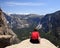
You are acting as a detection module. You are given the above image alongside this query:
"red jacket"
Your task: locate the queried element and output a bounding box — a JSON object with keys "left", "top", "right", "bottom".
{"left": 31, "top": 31, "right": 40, "bottom": 40}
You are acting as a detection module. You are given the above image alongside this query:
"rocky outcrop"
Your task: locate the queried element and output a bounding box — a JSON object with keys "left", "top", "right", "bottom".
{"left": 0, "top": 35, "right": 12, "bottom": 48}
{"left": 6, "top": 38, "right": 57, "bottom": 48}
{"left": 0, "top": 9, "right": 20, "bottom": 48}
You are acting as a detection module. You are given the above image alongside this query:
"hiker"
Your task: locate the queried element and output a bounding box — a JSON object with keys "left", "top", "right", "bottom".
{"left": 30, "top": 28, "right": 40, "bottom": 44}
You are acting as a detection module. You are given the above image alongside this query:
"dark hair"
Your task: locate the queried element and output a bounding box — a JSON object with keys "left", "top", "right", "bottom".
{"left": 34, "top": 28, "right": 38, "bottom": 31}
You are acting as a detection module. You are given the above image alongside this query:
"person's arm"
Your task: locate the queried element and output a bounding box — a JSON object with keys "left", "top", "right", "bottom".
{"left": 38, "top": 32, "right": 40, "bottom": 40}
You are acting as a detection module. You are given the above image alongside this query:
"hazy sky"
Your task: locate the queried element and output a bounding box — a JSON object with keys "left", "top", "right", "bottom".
{"left": 0, "top": 0, "right": 60, "bottom": 15}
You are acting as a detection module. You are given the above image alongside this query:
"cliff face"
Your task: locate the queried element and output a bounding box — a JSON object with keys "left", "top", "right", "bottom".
{"left": 41, "top": 10, "right": 60, "bottom": 39}
{"left": 0, "top": 9, "right": 20, "bottom": 48}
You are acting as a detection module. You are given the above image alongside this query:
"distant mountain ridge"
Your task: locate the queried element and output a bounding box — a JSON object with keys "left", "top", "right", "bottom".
{"left": 4, "top": 13, "right": 43, "bottom": 29}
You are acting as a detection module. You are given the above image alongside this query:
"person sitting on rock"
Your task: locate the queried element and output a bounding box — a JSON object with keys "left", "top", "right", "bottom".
{"left": 30, "top": 28, "right": 40, "bottom": 44}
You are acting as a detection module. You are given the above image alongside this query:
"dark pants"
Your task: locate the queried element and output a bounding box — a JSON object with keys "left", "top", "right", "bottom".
{"left": 30, "top": 39, "right": 40, "bottom": 44}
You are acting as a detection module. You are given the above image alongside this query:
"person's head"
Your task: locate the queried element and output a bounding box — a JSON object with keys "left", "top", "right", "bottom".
{"left": 34, "top": 28, "right": 38, "bottom": 31}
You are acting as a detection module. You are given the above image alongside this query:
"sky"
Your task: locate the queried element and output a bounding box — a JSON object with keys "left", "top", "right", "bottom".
{"left": 0, "top": 0, "right": 60, "bottom": 15}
